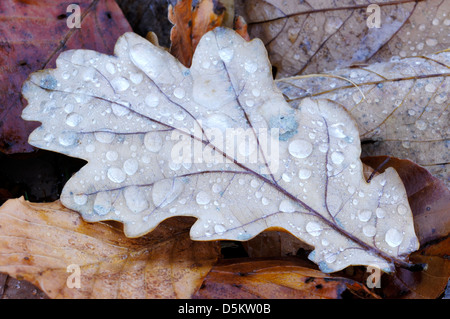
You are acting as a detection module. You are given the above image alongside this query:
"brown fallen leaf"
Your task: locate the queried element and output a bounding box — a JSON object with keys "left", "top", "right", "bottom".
{"left": 0, "top": 198, "right": 220, "bottom": 299}
{"left": 169, "top": 0, "right": 226, "bottom": 67}
{"left": 0, "top": 0, "right": 132, "bottom": 154}
{"left": 382, "top": 238, "right": 450, "bottom": 299}
{"left": 277, "top": 52, "right": 449, "bottom": 186}
{"left": 234, "top": 15, "right": 251, "bottom": 41}
{"left": 242, "top": 231, "right": 312, "bottom": 258}
{"left": 236, "top": 0, "right": 449, "bottom": 78}
{"left": 0, "top": 273, "right": 48, "bottom": 299}
{"left": 193, "top": 258, "right": 380, "bottom": 299}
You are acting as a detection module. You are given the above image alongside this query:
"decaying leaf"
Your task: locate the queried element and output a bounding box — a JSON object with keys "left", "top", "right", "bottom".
{"left": 21, "top": 28, "right": 420, "bottom": 272}
{"left": 169, "top": 0, "right": 226, "bottom": 67}
{"left": 0, "top": 0, "right": 132, "bottom": 154}
{"left": 277, "top": 52, "right": 449, "bottom": 186}
{"left": 193, "top": 258, "right": 380, "bottom": 299}
{"left": 0, "top": 198, "right": 219, "bottom": 299}
{"left": 236, "top": 0, "right": 450, "bottom": 78}
{"left": 242, "top": 230, "right": 312, "bottom": 258}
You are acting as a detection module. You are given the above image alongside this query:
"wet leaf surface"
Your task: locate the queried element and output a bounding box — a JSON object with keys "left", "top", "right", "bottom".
{"left": 361, "top": 156, "right": 449, "bottom": 299}
{"left": 236, "top": 0, "right": 450, "bottom": 78}
{"left": 0, "top": 0, "right": 131, "bottom": 154}
{"left": 277, "top": 52, "right": 449, "bottom": 186}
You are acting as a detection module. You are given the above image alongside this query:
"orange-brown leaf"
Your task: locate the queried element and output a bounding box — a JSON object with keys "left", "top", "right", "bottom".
{"left": 193, "top": 258, "right": 379, "bottom": 299}
{"left": 192, "top": 0, "right": 226, "bottom": 49}
{"left": 169, "top": 0, "right": 226, "bottom": 67}
{"left": 234, "top": 15, "right": 251, "bottom": 41}
{"left": 0, "top": 198, "right": 220, "bottom": 299}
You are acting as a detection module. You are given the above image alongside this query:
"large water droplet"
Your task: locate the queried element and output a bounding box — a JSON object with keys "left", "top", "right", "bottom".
{"left": 306, "top": 222, "right": 322, "bottom": 237}
{"left": 144, "top": 133, "right": 163, "bottom": 152}
{"left": 112, "top": 104, "right": 130, "bottom": 117}
{"left": 111, "top": 77, "right": 130, "bottom": 92}
{"left": 130, "top": 72, "right": 143, "bottom": 84}
{"left": 397, "top": 204, "right": 408, "bottom": 215}
{"left": 375, "top": 207, "right": 386, "bottom": 218}
{"left": 385, "top": 228, "right": 403, "bottom": 247}
{"left": 250, "top": 179, "right": 259, "bottom": 188}
{"left": 288, "top": 139, "right": 313, "bottom": 159}
{"left": 358, "top": 210, "right": 372, "bottom": 222}
{"left": 82, "top": 68, "right": 96, "bottom": 82}
{"left": 363, "top": 225, "right": 377, "bottom": 237}
{"left": 205, "top": 113, "right": 234, "bottom": 133}
{"left": 214, "top": 224, "right": 226, "bottom": 234}
{"left": 59, "top": 132, "right": 77, "bottom": 146}
{"left": 298, "top": 168, "right": 312, "bottom": 180}
{"left": 73, "top": 193, "right": 88, "bottom": 205}
{"left": 107, "top": 167, "right": 126, "bottom": 183}
{"left": 173, "top": 87, "right": 185, "bottom": 99}
{"left": 105, "top": 62, "right": 116, "bottom": 74}
{"left": 152, "top": 179, "right": 184, "bottom": 208}
{"left": 124, "top": 186, "right": 148, "bottom": 214}
{"left": 123, "top": 158, "right": 139, "bottom": 176}
{"left": 66, "top": 113, "right": 83, "bottom": 127}
{"left": 279, "top": 200, "right": 296, "bottom": 213}
{"left": 145, "top": 94, "right": 159, "bottom": 107}
{"left": 173, "top": 110, "right": 187, "bottom": 121}
{"left": 95, "top": 131, "right": 115, "bottom": 144}
{"left": 106, "top": 150, "right": 118, "bottom": 161}
{"left": 331, "top": 151, "right": 345, "bottom": 165}
{"left": 218, "top": 47, "right": 234, "bottom": 63}
{"left": 244, "top": 60, "right": 258, "bottom": 73}
{"left": 196, "top": 191, "right": 211, "bottom": 205}
{"left": 93, "top": 192, "right": 112, "bottom": 216}
{"left": 329, "top": 123, "right": 346, "bottom": 138}
{"left": 319, "top": 143, "right": 328, "bottom": 153}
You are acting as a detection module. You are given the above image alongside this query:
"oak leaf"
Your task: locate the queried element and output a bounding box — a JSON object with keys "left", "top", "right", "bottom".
{"left": 21, "top": 28, "right": 420, "bottom": 272}
{"left": 362, "top": 156, "right": 450, "bottom": 298}
{"left": 277, "top": 52, "right": 450, "bottom": 186}
{"left": 0, "top": 198, "right": 219, "bottom": 299}
{"left": 236, "top": 0, "right": 450, "bottom": 78}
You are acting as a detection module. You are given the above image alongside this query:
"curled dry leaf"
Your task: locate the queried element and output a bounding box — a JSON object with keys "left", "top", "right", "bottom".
{"left": 0, "top": 198, "right": 219, "bottom": 299}
{"left": 0, "top": 0, "right": 132, "bottom": 154}
{"left": 277, "top": 52, "right": 449, "bottom": 186}
{"left": 169, "top": 0, "right": 226, "bottom": 67}
{"left": 193, "top": 258, "right": 380, "bottom": 299}
{"left": 236, "top": 0, "right": 450, "bottom": 78}
{"left": 21, "top": 28, "right": 420, "bottom": 272}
